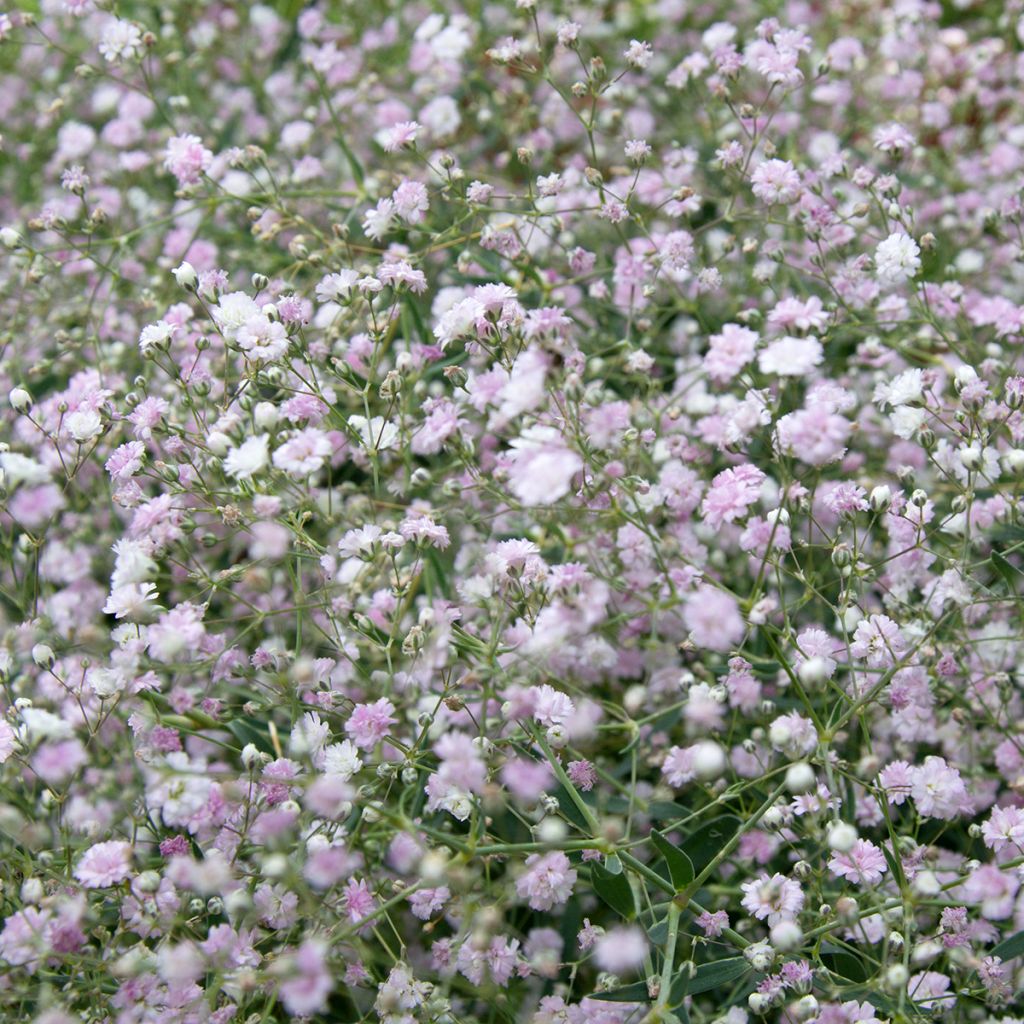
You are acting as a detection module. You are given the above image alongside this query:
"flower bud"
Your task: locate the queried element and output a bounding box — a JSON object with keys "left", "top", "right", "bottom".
{"left": 8, "top": 387, "right": 31, "bottom": 413}
{"left": 769, "top": 920, "right": 803, "bottom": 951}
{"left": 32, "top": 643, "right": 55, "bottom": 668}
{"left": 206, "top": 431, "right": 231, "bottom": 457}
{"left": 785, "top": 761, "right": 815, "bottom": 794}
{"left": 831, "top": 544, "right": 852, "bottom": 568}
{"left": 748, "top": 993, "right": 769, "bottom": 1014}
{"left": 869, "top": 485, "right": 891, "bottom": 512}
{"left": 826, "top": 821, "right": 858, "bottom": 853}
{"left": 744, "top": 940, "right": 774, "bottom": 973}
{"left": 135, "top": 870, "right": 162, "bottom": 893}
{"left": 173, "top": 261, "right": 198, "bottom": 289}
{"left": 793, "top": 996, "right": 819, "bottom": 1022}
{"left": 798, "top": 656, "right": 829, "bottom": 689}
{"left": 546, "top": 724, "right": 568, "bottom": 748}
{"left": 954, "top": 364, "right": 978, "bottom": 392}
{"left": 883, "top": 964, "right": 908, "bottom": 991}
{"left": 958, "top": 445, "right": 982, "bottom": 470}
{"left": 692, "top": 740, "right": 727, "bottom": 781}
{"left": 1003, "top": 449, "right": 1024, "bottom": 475}
{"left": 20, "top": 877, "right": 44, "bottom": 904}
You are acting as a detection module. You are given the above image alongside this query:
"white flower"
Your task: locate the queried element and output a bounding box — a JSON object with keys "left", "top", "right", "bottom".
{"left": 224, "top": 434, "right": 270, "bottom": 479}
{"left": 111, "top": 539, "right": 158, "bottom": 589}
{"left": 211, "top": 292, "right": 261, "bottom": 340}
{"left": 139, "top": 320, "right": 176, "bottom": 353}
{"left": 875, "top": 368, "right": 924, "bottom": 408}
{"left": 506, "top": 425, "right": 583, "bottom": 506}
{"left": 348, "top": 415, "right": 399, "bottom": 452}
{"left": 890, "top": 406, "right": 927, "bottom": 440}
{"left": 65, "top": 409, "right": 103, "bottom": 443}
{"left": 272, "top": 428, "right": 332, "bottom": 476}
{"left": 322, "top": 740, "right": 364, "bottom": 780}
{"left": 316, "top": 270, "right": 359, "bottom": 302}
{"left": 98, "top": 18, "right": 144, "bottom": 63}
{"left": 875, "top": 232, "right": 921, "bottom": 285}
{"left": 20, "top": 708, "right": 74, "bottom": 741}
{"left": 0, "top": 452, "right": 50, "bottom": 487}
{"left": 103, "top": 582, "right": 159, "bottom": 621}
{"left": 86, "top": 666, "right": 131, "bottom": 698}
{"left": 758, "top": 336, "right": 823, "bottom": 376}
{"left": 173, "top": 262, "right": 197, "bottom": 288}
{"left": 433, "top": 296, "right": 486, "bottom": 349}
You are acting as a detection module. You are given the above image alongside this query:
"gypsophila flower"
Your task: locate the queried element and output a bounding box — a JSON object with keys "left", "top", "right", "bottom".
{"left": 2, "top": 6, "right": 1024, "bottom": 1021}
{"left": 875, "top": 232, "right": 921, "bottom": 284}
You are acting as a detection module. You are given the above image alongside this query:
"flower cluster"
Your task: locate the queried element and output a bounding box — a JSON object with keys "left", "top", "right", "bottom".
{"left": 1, "top": 2, "right": 1024, "bottom": 1023}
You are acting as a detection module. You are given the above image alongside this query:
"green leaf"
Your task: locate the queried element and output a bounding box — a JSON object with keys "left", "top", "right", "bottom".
{"left": 647, "top": 801, "right": 690, "bottom": 820}
{"left": 992, "top": 551, "right": 1021, "bottom": 592}
{"left": 651, "top": 831, "right": 695, "bottom": 889}
{"left": 679, "top": 815, "right": 742, "bottom": 875}
{"left": 682, "top": 957, "right": 751, "bottom": 997}
{"left": 592, "top": 959, "right": 751, "bottom": 1005}
{"left": 226, "top": 717, "right": 273, "bottom": 754}
{"left": 822, "top": 952, "right": 870, "bottom": 983}
{"left": 554, "top": 785, "right": 591, "bottom": 831}
{"left": 590, "top": 981, "right": 649, "bottom": 1002}
{"left": 992, "top": 929, "right": 1024, "bottom": 961}
{"left": 591, "top": 860, "right": 636, "bottom": 920}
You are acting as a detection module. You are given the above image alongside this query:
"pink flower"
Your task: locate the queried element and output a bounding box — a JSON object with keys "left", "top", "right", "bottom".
{"left": 0, "top": 720, "right": 16, "bottom": 763}
{"left": 505, "top": 426, "right": 582, "bottom": 506}
{"left": 342, "top": 877, "right": 377, "bottom": 923}
{"left": 962, "top": 864, "right": 1019, "bottom": 920}
{"left": 515, "top": 852, "right": 577, "bottom": 911}
{"left": 850, "top": 614, "right": 906, "bottom": 668}
{"left": 828, "top": 839, "right": 887, "bottom": 885}
{"left": 164, "top": 134, "right": 212, "bottom": 186}
{"left": 567, "top": 760, "right": 597, "bottom": 792}
{"left": 740, "top": 872, "right": 804, "bottom": 925}
{"left": 684, "top": 586, "right": 745, "bottom": 652}
{"left": 911, "top": 756, "right": 967, "bottom": 820}
{"left": 696, "top": 909, "right": 730, "bottom": 937}
{"left": 345, "top": 698, "right": 396, "bottom": 750}
{"left": 701, "top": 464, "right": 765, "bottom": 528}
{"left": 382, "top": 120, "right": 420, "bottom": 152}
{"left": 750, "top": 159, "right": 802, "bottom": 204}
{"left": 981, "top": 805, "right": 1024, "bottom": 853}
{"left": 704, "top": 323, "right": 759, "bottom": 383}
{"left": 907, "top": 971, "right": 954, "bottom": 1011}
{"left": 593, "top": 926, "right": 648, "bottom": 974}
{"left": 74, "top": 840, "right": 133, "bottom": 888}
{"left": 279, "top": 939, "right": 333, "bottom": 1016}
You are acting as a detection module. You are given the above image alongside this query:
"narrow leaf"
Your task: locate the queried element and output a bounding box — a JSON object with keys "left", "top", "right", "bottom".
{"left": 991, "top": 929, "right": 1024, "bottom": 961}
{"left": 651, "top": 831, "right": 695, "bottom": 889}
{"left": 590, "top": 862, "right": 635, "bottom": 919}
{"left": 679, "top": 815, "right": 742, "bottom": 875}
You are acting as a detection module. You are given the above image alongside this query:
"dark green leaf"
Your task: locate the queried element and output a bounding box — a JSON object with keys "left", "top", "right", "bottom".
{"left": 992, "top": 929, "right": 1024, "bottom": 961}
{"left": 554, "top": 785, "right": 591, "bottom": 831}
{"left": 677, "top": 957, "right": 751, "bottom": 998}
{"left": 591, "top": 862, "right": 635, "bottom": 919}
{"left": 651, "top": 831, "right": 695, "bottom": 889}
{"left": 679, "top": 815, "right": 742, "bottom": 875}
{"left": 590, "top": 981, "right": 649, "bottom": 1003}
{"left": 226, "top": 717, "right": 273, "bottom": 754}
{"left": 592, "top": 959, "right": 751, "bottom": 1005}
{"left": 647, "top": 801, "right": 689, "bottom": 820}
{"left": 822, "top": 952, "right": 870, "bottom": 983}
{"left": 992, "top": 551, "right": 1021, "bottom": 591}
